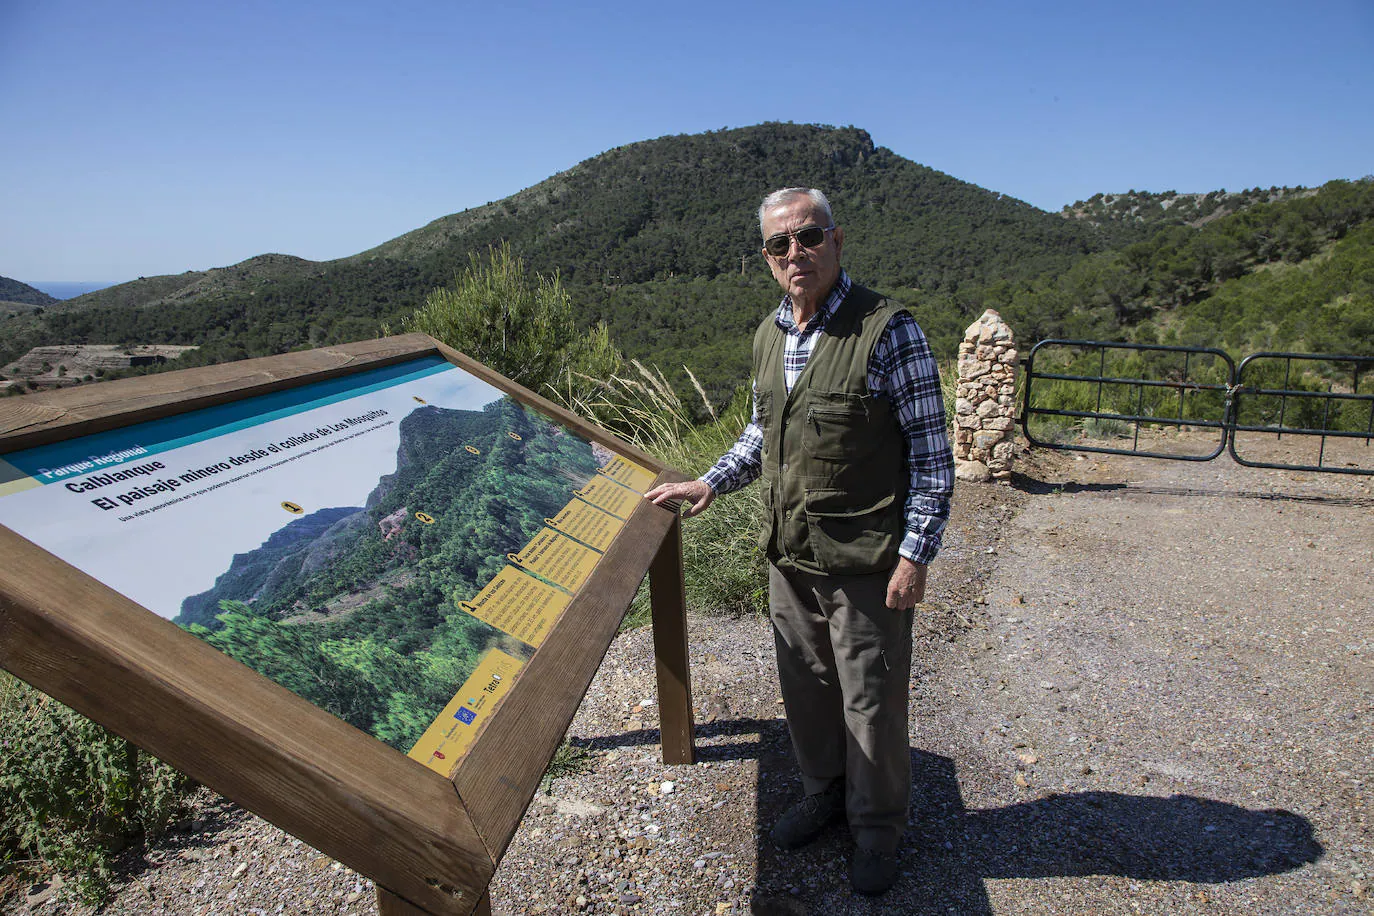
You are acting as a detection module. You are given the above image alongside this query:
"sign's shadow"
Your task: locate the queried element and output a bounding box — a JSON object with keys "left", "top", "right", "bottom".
{"left": 589, "top": 717, "right": 1321, "bottom": 913}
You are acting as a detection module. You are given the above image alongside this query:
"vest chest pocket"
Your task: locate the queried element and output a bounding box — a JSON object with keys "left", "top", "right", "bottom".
{"left": 803, "top": 392, "right": 881, "bottom": 462}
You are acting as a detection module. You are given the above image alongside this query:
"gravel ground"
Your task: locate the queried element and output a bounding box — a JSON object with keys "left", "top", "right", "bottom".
{"left": 910, "top": 438, "right": 1371, "bottom": 915}
{"left": 7, "top": 439, "right": 1371, "bottom": 915}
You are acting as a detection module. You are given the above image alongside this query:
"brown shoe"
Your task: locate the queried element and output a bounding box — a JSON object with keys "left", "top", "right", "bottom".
{"left": 769, "top": 781, "right": 844, "bottom": 850}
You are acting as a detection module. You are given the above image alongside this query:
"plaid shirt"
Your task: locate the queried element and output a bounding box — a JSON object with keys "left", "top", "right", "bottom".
{"left": 700, "top": 270, "right": 954, "bottom": 565}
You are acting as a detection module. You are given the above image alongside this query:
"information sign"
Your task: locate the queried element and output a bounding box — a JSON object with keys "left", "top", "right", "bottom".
{"left": 0, "top": 350, "right": 656, "bottom": 778}
{"left": 0, "top": 335, "right": 696, "bottom": 916}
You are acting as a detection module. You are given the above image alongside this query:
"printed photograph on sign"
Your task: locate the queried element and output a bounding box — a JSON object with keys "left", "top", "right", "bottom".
{"left": 0, "top": 355, "right": 657, "bottom": 765}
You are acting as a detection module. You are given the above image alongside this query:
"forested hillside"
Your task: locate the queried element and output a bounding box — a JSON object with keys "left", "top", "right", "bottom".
{"left": 964, "top": 177, "right": 1374, "bottom": 353}
{"left": 0, "top": 124, "right": 1104, "bottom": 383}
{"left": 586, "top": 178, "right": 1374, "bottom": 399}
{"left": 0, "top": 276, "right": 57, "bottom": 309}
{"left": 2, "top": 125, "right": 1371, "bottom": 404}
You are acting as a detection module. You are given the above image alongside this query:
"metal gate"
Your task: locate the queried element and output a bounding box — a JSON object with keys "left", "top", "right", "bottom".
{"left": 1020, "top": 340, "right": 1374, "bottom": 476}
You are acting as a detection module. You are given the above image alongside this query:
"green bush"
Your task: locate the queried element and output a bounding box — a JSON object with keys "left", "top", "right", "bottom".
{"left": 1082, "top": 416, "right": 1133, "bottom": 439}
{"left": 0, "top": 672, "right": 194, "bottom": 905}
{"left": 400, "top": 242, "right": 621, "bottom": 407}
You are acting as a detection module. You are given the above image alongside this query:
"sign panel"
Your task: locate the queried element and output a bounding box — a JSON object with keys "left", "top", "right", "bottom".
{"left": 0, "top": 353, "right": 656, "bottom": 775}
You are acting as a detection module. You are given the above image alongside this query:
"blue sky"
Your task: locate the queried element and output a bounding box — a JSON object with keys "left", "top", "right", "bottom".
{"left": 2, "top": 0, "right": 1370, "bottom": 282}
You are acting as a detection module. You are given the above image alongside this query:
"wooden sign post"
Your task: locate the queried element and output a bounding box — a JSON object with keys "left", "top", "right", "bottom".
{"left": 0, "top": 334, "right": 696, "bottom": 915}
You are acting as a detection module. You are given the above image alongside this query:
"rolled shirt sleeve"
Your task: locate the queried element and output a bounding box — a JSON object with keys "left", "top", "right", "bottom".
{"left": 699, "top": 384, "right": 763, "bottom": 495}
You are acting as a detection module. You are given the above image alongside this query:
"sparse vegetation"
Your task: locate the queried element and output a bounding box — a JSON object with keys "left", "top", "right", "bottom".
{"left": 540, "top": 739, "right": 597, "bottom": 793}
{"left": 0, "top": 673, "right": 194, "bottom": 906}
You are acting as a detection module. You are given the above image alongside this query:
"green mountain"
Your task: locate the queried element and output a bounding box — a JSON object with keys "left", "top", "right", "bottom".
{"left": 356, "top": 124, "right": 1102, "bottom": 289}
{"left": 0, "top": 124, "right": 1106, "bottom": 387}
{"left": 4, "top": 124, "right": 1370, "bottom": 403}
{"left": 0, "top": 276, "right": 58, "bottom": 310}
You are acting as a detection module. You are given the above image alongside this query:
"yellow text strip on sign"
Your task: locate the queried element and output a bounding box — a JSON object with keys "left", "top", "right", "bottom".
{"left": 572, "top": 475, "right": 639, "bottom": 520}
{"left": 597, "top": 455, "right": 658, "bottom": 493}
{"left": 459, "top": 565, "right": 571, "bottom": 648}
{"left": 510, "top": 527, "right": 600, "bottom": 593}
{"left": 407, "top": 648, "right": 525, "bottom": 777}
{"left": 545, "top": 499, "right": 624, "bottom": 553}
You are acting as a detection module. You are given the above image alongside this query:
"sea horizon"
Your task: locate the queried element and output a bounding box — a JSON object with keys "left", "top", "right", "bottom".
{"left": 24, "top": 280, "right": 120, "bottom": 300}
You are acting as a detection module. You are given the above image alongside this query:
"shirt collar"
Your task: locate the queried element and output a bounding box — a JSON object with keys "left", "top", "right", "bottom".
{"left": 774, "top": 270, "right": 852, "bottom": 334}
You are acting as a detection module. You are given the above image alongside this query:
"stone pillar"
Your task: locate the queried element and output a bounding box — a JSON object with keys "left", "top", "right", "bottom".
{"left": 953, "top": 309, "right": 1018, "bottom": 483}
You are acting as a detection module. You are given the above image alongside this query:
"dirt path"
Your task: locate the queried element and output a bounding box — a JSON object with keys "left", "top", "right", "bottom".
{"left": 9, "top": 442, "right": 1371, "bottom": 915}
{"left": 904, "top": 442, "right": 1373, "bottom": 914}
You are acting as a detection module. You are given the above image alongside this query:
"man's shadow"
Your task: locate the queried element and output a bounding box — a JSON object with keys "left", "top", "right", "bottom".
{"left": 593, "top": 717, "right": 1321, "bottom": 914}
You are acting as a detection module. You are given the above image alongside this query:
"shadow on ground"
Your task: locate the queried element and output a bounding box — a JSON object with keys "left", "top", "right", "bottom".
{"left": 584, "top": 719, "right": 1321, "bottom": 915}
{"left": 104, "top": 793, "right": 249, "bottom": 885}
{"left": 1012, "top": 468, "right": 1373, "bottom": 508}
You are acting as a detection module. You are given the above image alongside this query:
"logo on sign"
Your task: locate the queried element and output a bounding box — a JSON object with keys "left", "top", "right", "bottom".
{"left": 455, "top": 707, "right": 477, "bottom": 725}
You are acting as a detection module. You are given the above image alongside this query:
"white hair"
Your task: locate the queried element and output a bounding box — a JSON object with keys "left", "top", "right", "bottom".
{"left": 758, "top": 187, "right": 834, "bottom": 236}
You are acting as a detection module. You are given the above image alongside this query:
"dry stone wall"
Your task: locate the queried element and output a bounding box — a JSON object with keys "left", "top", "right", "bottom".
{"left": 954, "top": 309, "right": 1018, "bottom": 483}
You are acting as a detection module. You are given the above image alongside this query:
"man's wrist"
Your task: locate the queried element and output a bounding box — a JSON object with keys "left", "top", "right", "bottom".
{"left": 899, "top": 534, "right": 939, "bottom": 566}
{"left": 699, "top": 469, "right": 729, "bottom": 494}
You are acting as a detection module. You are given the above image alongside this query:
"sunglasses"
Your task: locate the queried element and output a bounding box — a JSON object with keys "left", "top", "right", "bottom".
{"left": 763, "top": 225, "right": 835, "bottom": 257}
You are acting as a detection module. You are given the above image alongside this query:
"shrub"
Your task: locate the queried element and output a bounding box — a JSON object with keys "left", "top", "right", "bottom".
{"left": 400, "top": 243, "right": 620, "bottom": 407}
{"left": 1082, "top": 416, "right": 1133, "bottom": 439}
{"left": 0, "top": 672, "right": 194, "bottom": 905}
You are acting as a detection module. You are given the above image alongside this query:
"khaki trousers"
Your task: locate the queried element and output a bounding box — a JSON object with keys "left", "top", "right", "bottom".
{"left": 768, "top": 563, "right": 914, "bottom": 852}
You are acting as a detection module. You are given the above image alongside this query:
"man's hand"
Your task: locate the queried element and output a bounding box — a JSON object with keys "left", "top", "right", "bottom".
{"left": 885, "top": 557, "right": 927, "bottom": 610}
{"left": 644, "top": 480, "right": 716, "bottom": 518}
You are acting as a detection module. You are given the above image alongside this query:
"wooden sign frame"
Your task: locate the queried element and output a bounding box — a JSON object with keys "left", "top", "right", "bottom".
{"left": 0, "top": 334, "right": 696, "bottom": 916}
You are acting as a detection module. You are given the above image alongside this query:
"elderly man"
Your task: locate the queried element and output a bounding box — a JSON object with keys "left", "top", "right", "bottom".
{"left": 645, "top": 187, "right": 954, "bottom": 895}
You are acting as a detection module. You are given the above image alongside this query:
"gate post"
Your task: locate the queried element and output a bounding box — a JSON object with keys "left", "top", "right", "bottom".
{"left": 954, "top": 309, "right": 1018, "bottom": 483}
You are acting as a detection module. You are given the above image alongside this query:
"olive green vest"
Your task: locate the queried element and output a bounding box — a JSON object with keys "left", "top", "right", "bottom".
{"left": 754, "top": 284, "right": 908, "bottom": 575}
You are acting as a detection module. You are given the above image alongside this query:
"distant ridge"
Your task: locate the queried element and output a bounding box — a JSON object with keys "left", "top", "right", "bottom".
{"left": 0, "top": 276, "right": 58, "bottom": 308}
{"left": 1061, "top": 187, "right": 1317, "bottom": 236}
{"left": 1, "top": 124, "right": 1104, "bottom": 381}
{"left": 4, "top": 124, "right": 1369, "bottom": 400}
{"left": 57, "top": 253, "right": 321, "bottom": 312}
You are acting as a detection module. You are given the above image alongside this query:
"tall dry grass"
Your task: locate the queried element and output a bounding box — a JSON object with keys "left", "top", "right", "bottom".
{"left": 552, "top": 363, "right": 768, "bottom": 626}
